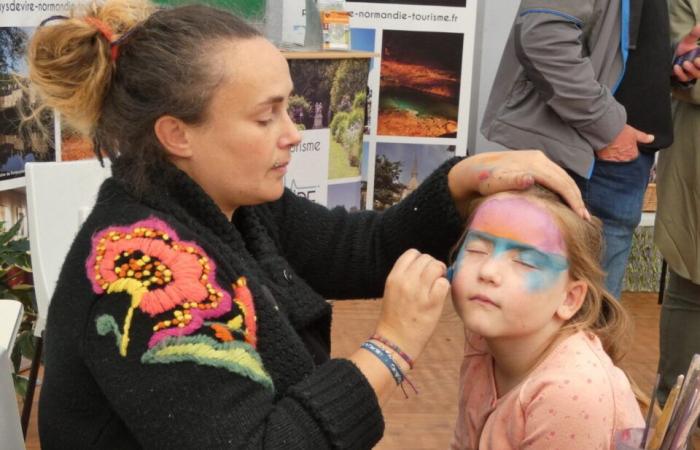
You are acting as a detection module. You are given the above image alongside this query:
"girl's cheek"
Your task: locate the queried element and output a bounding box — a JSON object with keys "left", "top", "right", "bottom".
{"left": 524, "top": 269, "right": 563, "bottom": 292}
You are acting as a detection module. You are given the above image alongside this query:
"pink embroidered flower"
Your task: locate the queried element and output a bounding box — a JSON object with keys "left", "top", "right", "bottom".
{"left": 86, "top": 217, "right": 257, "bottom": 355}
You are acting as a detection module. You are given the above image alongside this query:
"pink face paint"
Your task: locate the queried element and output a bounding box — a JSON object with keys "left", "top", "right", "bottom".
{"left": 478, "top": 170, "right": 491, "bottom": 181}
{"left": 448, "top": 196, "right": 569, "bottom": 292}
{"left": 469, "top": 196, "right": 566, "bottom": 256}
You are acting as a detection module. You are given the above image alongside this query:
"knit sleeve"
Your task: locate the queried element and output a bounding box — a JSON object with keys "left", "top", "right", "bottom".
{"left": 80, "top": 217, "right": 384, "bottom": 449}
{"left": 265, "top": 157, "right": 465, "bottom": 299}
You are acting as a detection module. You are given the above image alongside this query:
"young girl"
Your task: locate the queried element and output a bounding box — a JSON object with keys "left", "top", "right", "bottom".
{"left": 449, "top": 187, "right": 644, "bottom": 449}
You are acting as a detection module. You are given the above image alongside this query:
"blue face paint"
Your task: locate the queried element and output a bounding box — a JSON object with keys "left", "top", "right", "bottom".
{"left": 450, "top": 230, "right": 569, "bottom": 292}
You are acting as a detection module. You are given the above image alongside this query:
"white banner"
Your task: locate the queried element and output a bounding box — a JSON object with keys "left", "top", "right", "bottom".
{"left": 0, "top": 0, "right": 72, "bottom": 27}
{"left": 284, "top": 128, "right": 331, "bottom": 205}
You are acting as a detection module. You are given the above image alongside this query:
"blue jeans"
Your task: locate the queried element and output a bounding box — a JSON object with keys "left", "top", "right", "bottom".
{"left": 571, "top": 152, "right": 655, "bottom": 299}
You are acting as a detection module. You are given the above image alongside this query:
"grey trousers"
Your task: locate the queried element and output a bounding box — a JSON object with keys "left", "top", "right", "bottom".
{"left": 658, "top": 269, "right": 700, "bottom": 407}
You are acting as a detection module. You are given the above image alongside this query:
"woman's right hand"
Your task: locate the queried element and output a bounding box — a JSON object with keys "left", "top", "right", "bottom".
{"left": 375, "top": 249, "right": 450, "bottom": 362}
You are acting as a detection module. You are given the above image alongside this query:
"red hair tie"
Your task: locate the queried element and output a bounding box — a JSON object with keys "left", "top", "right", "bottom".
{"left": 84, "top": 17, "right": 119, "bottom": 62}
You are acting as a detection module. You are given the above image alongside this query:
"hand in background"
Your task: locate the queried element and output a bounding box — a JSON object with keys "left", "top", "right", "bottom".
{"left": 448, "top": 150, "right": 588, "bottom": 220}
{"left": 673, "top": 24, "right": 700, "bottom": 83}
{"left": 596, "top": 124, "right": 654, "bottom": 162}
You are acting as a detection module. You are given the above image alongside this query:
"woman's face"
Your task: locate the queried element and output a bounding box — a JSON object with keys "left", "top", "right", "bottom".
{"left": 179, "top": 37, "right": 301, "bottom": 217}
{"left": 451, "top": 194, "right": 572, "bottom": 340}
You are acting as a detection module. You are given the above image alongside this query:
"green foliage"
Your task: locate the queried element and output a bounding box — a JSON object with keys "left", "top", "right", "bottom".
{"left": 353, "top": 91, "right": 367, "bottom": 110}
{"left": 0, "top": 28, "right": 28, "bottom": 76}
{"left": 151, "top": 0, "right": 265, "bottom": 19}
{"left": 330, "top": 59, "right": 370, "bottom": 115}
{"left": 288, "top": 95, "right": 311, "bottom": 114}
{"left": 330, "top": 111, "right": 349, "bottom": 142}
{"left": 288, "top": 60, "right": 337, "bottom": 107}
{"left": 373, "top": 155, "right": 405, "bottom": 211}
{"left": 0, "top": 218, "right": 37, "bottom": 399}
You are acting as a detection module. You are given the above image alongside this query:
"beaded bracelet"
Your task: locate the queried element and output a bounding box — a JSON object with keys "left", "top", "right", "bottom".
{"left": 361, "top": 341, "right": 418, "bottom": 398}
{"left": 370, "top": 333, "right": 415, "bottom": 369}
{"left": 361, "top": 341, "right": 403, "bottom": 385}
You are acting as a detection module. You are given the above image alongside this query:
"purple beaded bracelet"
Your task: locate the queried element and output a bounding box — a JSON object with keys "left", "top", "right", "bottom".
{"left": 370, "top": 333, "right": 415, "bottom": 370}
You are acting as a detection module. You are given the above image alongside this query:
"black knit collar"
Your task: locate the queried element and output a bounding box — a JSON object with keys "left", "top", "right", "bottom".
{"left": 113, "top": 158, "right": 239, "bottom": 240}
{"left": 109, "top": 157, "right": 330, "bottom": 332}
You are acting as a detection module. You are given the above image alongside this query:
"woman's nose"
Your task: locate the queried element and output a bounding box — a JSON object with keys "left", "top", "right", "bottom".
{"left": 280, "top": 111, "right": 302, "bottom": 148}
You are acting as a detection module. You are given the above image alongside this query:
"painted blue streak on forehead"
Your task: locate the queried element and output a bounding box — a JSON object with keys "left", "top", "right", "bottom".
{"left": 448, "top": 231, "right": 569, "bottom": 292}
{"left": 465, "top": 231, "right": 569, "bottom": 271}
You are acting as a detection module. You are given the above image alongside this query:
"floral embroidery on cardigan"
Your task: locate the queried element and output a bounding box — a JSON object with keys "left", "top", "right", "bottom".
{"left": 87, "top": 217, "right": 271, "bottom": 388}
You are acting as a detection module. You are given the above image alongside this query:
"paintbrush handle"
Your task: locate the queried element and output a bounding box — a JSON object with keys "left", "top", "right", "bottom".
{"left": 648, "top": 382, "right": 683, "bottom": 450}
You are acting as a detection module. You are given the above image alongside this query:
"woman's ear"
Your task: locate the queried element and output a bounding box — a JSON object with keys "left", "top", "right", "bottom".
{"left": 556, "top": 279, "right": 587, "bottom": 321}
{"left": 154, "top": 115, "right": 193, "bottom": 159}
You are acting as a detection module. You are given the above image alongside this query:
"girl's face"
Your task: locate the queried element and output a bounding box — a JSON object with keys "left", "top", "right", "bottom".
{"left": 451, "top": 194, "right": 574, "bottom": 339}
{"left": 177, "top": 37, "right": 301, "bottom": 217}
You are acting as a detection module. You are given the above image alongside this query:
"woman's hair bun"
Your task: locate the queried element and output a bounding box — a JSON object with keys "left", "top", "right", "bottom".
{"left": 27, "top": 0, "right": 153, "bottom": 135}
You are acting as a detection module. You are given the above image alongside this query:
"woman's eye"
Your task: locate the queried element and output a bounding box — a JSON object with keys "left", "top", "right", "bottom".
{"left": 466, "top": 247, "right": 488, "bottom": 255}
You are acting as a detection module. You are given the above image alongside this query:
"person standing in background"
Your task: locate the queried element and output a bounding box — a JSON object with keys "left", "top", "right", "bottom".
{"left": 655, "top": 0, "right": 700, "bottom": 407}
{"left": 482, "top": 0, "right": 700, "bottom": 299}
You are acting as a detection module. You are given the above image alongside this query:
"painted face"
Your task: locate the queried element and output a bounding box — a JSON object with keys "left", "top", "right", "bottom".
{"left": 450, "top": 194, "right": 571, "bottom": 339}
{"left": 179, "top": 38, "right": 301, "bottom": 217}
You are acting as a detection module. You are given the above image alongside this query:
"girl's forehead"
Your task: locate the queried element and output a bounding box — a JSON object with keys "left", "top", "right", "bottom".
{"left": 469, "top": 196, "right": 566, "bottom": 255}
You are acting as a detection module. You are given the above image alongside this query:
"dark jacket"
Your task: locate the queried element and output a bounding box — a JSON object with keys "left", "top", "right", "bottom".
{"left": 38, "top": 158, "right": 464, "bottom": 449}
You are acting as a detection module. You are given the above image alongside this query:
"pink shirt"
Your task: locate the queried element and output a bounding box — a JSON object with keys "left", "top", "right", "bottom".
{"left": 451, "top": 331, "right": 644, "bottom": 450}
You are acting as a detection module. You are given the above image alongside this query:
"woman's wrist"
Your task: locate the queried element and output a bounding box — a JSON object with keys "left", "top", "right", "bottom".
{"left": 368, "top": 333, "right": 414, "bottom": 372}
{"left": 359, "top": 338, "right": 418, "bottom": 399}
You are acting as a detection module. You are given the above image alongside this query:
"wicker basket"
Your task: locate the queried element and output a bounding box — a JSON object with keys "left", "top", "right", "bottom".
{"left": 642, "top": 183, "right": 657, "bottom": 212}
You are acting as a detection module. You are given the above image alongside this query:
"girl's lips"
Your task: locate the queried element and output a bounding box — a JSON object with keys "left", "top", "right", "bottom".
{"left": 469, "top": 295, "right": 498, "bottom": 307}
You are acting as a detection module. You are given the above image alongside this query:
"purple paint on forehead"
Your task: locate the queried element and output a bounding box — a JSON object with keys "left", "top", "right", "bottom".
{"left": 470, "top": 196, "right": 566, "bottom": 256}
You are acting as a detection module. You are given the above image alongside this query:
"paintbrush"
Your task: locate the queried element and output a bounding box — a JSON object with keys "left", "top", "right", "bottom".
{"left": 669, "top": 388, "right": 700, "bottom": 449}
{"left": 641, "top": 373, "right": 661, "bottom": 448}
{"left": 647, "top": 375, "right": 684, "bottom": 450}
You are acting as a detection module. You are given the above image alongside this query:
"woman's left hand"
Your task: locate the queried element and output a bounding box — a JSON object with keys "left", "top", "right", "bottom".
{"left": 448, "top": 149, "right": 589, "bottom": 219}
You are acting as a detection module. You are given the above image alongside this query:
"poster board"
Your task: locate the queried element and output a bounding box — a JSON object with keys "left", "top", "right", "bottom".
{"left": 281, "top": 1, "right": 478, "bottom": 211}
{"left": 0, "top": 8, "right": 67, "bottom": 190}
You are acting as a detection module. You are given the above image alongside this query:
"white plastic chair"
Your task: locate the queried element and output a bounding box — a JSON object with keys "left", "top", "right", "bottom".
{"left": 22, "top": 159, "right": 111, "bottom": 434}
{"left": 0, "top": 299, "right": 25, "bottom": 450}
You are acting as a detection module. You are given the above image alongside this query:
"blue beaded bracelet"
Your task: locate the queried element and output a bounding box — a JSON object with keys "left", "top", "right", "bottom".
{"left": 361, "top": 340, "right": 404, "bottom": 386}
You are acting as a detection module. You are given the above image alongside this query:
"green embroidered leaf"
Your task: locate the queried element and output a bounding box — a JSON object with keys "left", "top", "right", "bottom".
{"left": 142, "top": 335, "right": 273, "bottom": 391}
{"left": 95, "top": 314, "right": 122, "bottom": 348}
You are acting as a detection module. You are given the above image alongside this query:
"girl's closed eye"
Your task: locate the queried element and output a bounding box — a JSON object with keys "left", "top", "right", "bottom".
{"left": 513, "top": 253, "right": 541, "bottom": 270}
{"left": 465, "top": 239, "right": 491, "bottom": 255}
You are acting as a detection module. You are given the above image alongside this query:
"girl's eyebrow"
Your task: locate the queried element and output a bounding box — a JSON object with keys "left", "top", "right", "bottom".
{"left": 468, "top": 230, "right": 538, "bottom": 252}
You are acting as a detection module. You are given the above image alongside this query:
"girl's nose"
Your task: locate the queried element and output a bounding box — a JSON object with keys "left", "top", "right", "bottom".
{"left": 477, "top": 254, "right": 503, "bottom": 285}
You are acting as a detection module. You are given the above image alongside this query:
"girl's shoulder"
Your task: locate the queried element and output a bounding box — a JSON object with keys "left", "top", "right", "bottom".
{"left": 518, "top": 331, "right": 639, "bottom": 412}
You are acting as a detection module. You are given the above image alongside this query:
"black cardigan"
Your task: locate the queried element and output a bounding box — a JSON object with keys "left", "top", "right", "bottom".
{"left": 38, "top": 158, "right": 464, "bottom": 449}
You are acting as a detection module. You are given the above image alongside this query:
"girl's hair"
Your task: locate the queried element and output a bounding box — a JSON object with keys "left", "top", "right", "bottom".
{"left": 454, "top": 186, "right": 632, "bottom": 364}
{"left": 26, "top": 0, "right": 261, "bottom": 194}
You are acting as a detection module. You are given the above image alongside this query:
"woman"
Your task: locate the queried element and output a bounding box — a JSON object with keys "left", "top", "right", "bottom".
{"left": 28, "top": 0, "right": 585, "bottom": 447}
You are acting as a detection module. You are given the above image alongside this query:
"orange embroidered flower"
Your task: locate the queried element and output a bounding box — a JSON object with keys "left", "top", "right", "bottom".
{"left": 86, "top": 217, "right": 257, "bottom": 356}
